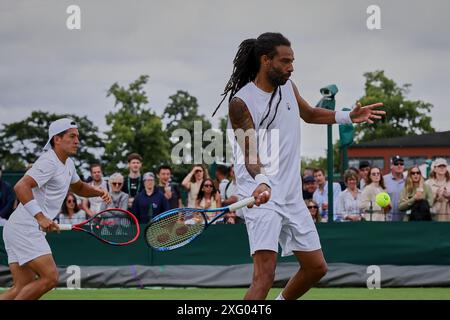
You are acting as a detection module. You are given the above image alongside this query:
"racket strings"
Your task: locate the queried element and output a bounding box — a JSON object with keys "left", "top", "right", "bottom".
{"left": 146, "top": 210, "right": 206, "bottom": 249}
{"left": 86, "top": 211, "right": 138, "bottom": 244}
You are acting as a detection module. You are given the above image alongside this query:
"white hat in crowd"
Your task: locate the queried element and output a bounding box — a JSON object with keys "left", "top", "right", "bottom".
{"left": 433, "top": 158, "right": 448, "bottom": 168}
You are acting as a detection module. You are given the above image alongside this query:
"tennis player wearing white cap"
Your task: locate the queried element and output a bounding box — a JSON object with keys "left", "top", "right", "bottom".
{"left": 0, "top": 118, "right": 112, "bottom": 300}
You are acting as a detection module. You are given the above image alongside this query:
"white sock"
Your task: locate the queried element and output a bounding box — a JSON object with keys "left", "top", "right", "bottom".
{"left": 275, "top": 292, "right": 285, "bottom": 300}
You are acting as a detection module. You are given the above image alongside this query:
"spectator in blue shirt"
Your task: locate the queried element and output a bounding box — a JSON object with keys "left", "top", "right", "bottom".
{"left": 131, "top": 172, "right": 170, "bottom": 224}
{"left": 313, "top": 168, "right": 342, "bottom": 222}
{"left": 383, "top": 155, "right": 406, "bottom": 221}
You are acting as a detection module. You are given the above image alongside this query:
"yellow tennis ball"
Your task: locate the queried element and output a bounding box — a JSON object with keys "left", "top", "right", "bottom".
{"left": 375, "top": 192, "right": 391, "bottom": 208}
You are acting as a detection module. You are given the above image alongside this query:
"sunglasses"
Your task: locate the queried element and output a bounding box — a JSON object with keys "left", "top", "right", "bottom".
{"left": 203, "top": 184, "right": 213, "bottom": 188}
{"left": 410, "top": 171, "right": 421, "bottom": 175}
{"left": 307, "top": 206, "right": 319, "bottom": 209}
{"left": 67, "top": 199, "right": 75, "bottom": 204}
{"left": 394, "top": 162, "right": 404, "bottom": 166}
{"left": 112, "top": 182, "right": 123, "bottom": 186}
{"left": 371, "top": 172, "right": 381, "bottom": 176}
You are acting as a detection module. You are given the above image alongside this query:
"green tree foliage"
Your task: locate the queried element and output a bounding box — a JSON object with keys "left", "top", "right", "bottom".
{"left": 163, "top": 90, "right": 212, "bottom": 182}
{"left": 0, "top": 111, "right": 103, "bottom": 174}
{"left": 104, "top": 75, "right": 170, "bottom": 175}
{"left": 301, "top": 157, "right": 327, "bottom": 174}
{"left": 355, "top": 70, "right": 435, "bottom": 142}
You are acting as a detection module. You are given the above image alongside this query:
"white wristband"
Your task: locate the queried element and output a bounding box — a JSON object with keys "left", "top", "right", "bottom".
{"left": 335, "top": 110, "right": 352, "bottom": 125}
{"left": 24, "top": 199, "right": 43, "bottom": 218}
{"left": 255, "top": 174, "right": 271, "bottom": 189}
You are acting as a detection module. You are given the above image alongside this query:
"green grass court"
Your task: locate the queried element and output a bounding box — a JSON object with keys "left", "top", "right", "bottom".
{"left": 2, "top": 287, "right": 450, "bottom": 300}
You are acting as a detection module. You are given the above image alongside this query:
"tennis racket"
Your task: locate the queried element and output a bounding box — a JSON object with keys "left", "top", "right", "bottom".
{"left": 145, "top": 191, "right": 268, "bottom": 251}
{"left": 58, "top": 208, "right": 140, "bottom": 246}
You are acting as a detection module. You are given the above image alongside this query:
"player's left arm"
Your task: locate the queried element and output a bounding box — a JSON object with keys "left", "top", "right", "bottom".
{"left": 70, "top": 180, "right": 111, "bottom": 204}
{"left": 291, "top": 81, "right": 385, "bottom": 124}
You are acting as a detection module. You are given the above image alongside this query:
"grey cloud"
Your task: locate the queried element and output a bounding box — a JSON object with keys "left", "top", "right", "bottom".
{"left": 1, "top": 0, "right": 449, "bottom": 159}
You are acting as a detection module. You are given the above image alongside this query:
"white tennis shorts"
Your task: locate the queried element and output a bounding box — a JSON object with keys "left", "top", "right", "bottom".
{"left": 2, "top": 221, "right": 52, "bottom": 266}
{"left": 242, "top": 201, "right": 321, "bottom": 257}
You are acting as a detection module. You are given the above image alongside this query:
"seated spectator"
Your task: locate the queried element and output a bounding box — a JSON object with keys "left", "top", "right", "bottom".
{"left": 425, "top": 158, "right": 450, "bottom": 221}
{"left": 220, "top": 164, "right": 242, "bottom": 224}
{"left": 305, "top": 199, "right": 321, "bottom": 223}
{"left": 0, "top": 168, "right": 16, "bottom": 226}
{"left": 182, "top": 164, "right": 208, "bottom": 207}
{"left": 302, "top": 175, "right": 317, "bottom": 201}
{"left": 122, "top": 153, "right": 144, "bottom": 210}
{"left": 101, "top": 172, "right": 129, "bottom": 210}
{"left": 195, "top": 178, "right": 222, "bottom": 223}
{"left": 399, "top": 166, "right": 433, "bottom": 221}
{"left": 216, "top": 164, "right": 230, "bottom": 200}
{"left": 346, "top": 167, "right": 360, "bottom": 190}
{"left": 132, "top": 172, "right": 170, "bottom": 224}
{"left": 313, "top": 168, "right": 342, "bottom": 222}
{"left": 336, "top": 169, "right": 363, "bottom": 221}
{"left": 384, "top": 155, "right": 407, "bottom": 222}
{"left": 360, "top": 166, "right": 389, "bottom": 221}
{"left": 358, "top": 161, "right": 371, "bottom": 189}
{"left": 157, "top": 165, "right": 182, "bottom": 209}
{"left": 58, "top": 192, "right": 87, "bottom": 225}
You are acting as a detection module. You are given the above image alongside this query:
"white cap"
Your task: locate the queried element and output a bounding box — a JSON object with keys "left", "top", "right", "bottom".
{"left": 43, "top": 118, "right": 78, "bottom": 151}
{"left": 433, "top": 158, "right": 448, "bottom": 168}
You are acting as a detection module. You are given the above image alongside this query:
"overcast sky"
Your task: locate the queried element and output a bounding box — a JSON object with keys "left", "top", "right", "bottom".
{"left": 1, "top": 0, "right": 449, "bottom": 158}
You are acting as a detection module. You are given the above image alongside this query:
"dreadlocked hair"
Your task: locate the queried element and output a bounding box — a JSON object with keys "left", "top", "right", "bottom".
{"left": 212, "top": 38, "right": 257, "bottom": 117}
{"left": 212, "top": 32, "right": 291, "bottom": 117}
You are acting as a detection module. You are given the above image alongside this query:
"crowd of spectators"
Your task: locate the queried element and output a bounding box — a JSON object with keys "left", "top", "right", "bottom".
{"left": 303, "top": 156, "right": 450, "bottom": 222}
{"left": 1, "top": 154, "right": 449, "bottom": 226}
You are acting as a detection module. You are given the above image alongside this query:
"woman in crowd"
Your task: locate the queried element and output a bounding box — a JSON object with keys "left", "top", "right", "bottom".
{"left": 400, "top": 166, "right": 433, "bottom": 221}
{"left": 425, "top": 158, "right": 450, "bottom": 221}
{"left": 305, "top": 199, "right": 321, "bottom": 223}
{"left": 336, "top": 169, "right": 362, "bottom": 221}
{"left": 182, "top": 164, "right": 209, "bottom": 207}
{"left": 195, "top": 178, "right": 221, "bottom": 223}
{"left": 359, "top": 166, "right": 389, "bottom": 221}
{"left": 58, "top": 192, "right": 87, "bottom": 225}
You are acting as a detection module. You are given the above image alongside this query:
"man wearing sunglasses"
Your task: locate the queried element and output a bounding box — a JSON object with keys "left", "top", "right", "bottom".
{"left": 383, "top": 155, "right": 407, "bottom": 221}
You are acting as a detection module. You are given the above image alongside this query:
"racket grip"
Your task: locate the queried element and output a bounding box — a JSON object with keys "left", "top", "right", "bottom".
{"left": 228, "top": 191, "right": 270, "bottom": 212}
{"left": 229, "top": 197, "right": 256, "bottom": 212}
{"left": 58, "top": 224, "right": 72, "bottom": 231}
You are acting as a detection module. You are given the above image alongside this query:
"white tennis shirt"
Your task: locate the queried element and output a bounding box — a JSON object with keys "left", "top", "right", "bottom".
{"left": 9, "top": 149, "right": 80, "bottom": 228}
{"left": 228, "top": 80, "right": 302, "bottom": 207}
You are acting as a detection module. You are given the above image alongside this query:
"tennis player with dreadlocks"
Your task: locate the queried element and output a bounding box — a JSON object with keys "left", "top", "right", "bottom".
{"left": 213, "top": 32, "right": 384, "bottom": 300}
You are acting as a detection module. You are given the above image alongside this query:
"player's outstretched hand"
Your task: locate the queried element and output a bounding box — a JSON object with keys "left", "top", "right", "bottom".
{"left": 250, "top": 185, "right": 271, "bottom": 208}
{"left": 100, "top": 190, "right": 112, "bottom": 204}
{"left": 350, "top": 102, "right": 385, "bottom": 124}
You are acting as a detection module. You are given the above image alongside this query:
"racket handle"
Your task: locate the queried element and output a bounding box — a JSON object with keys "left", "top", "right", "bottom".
{"left": 228, "top": 191, "right": 270, "bottom": 212}
{"left": 58, "top": 224, "right": 73, "bottom": 231}
{"left": 228, "top": 197, "right": 256, "bottom": 212}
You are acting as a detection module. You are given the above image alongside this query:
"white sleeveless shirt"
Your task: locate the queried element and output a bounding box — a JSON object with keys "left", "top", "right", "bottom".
{"left": 227, "top": 81, "right": 302, "bottom": 207}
